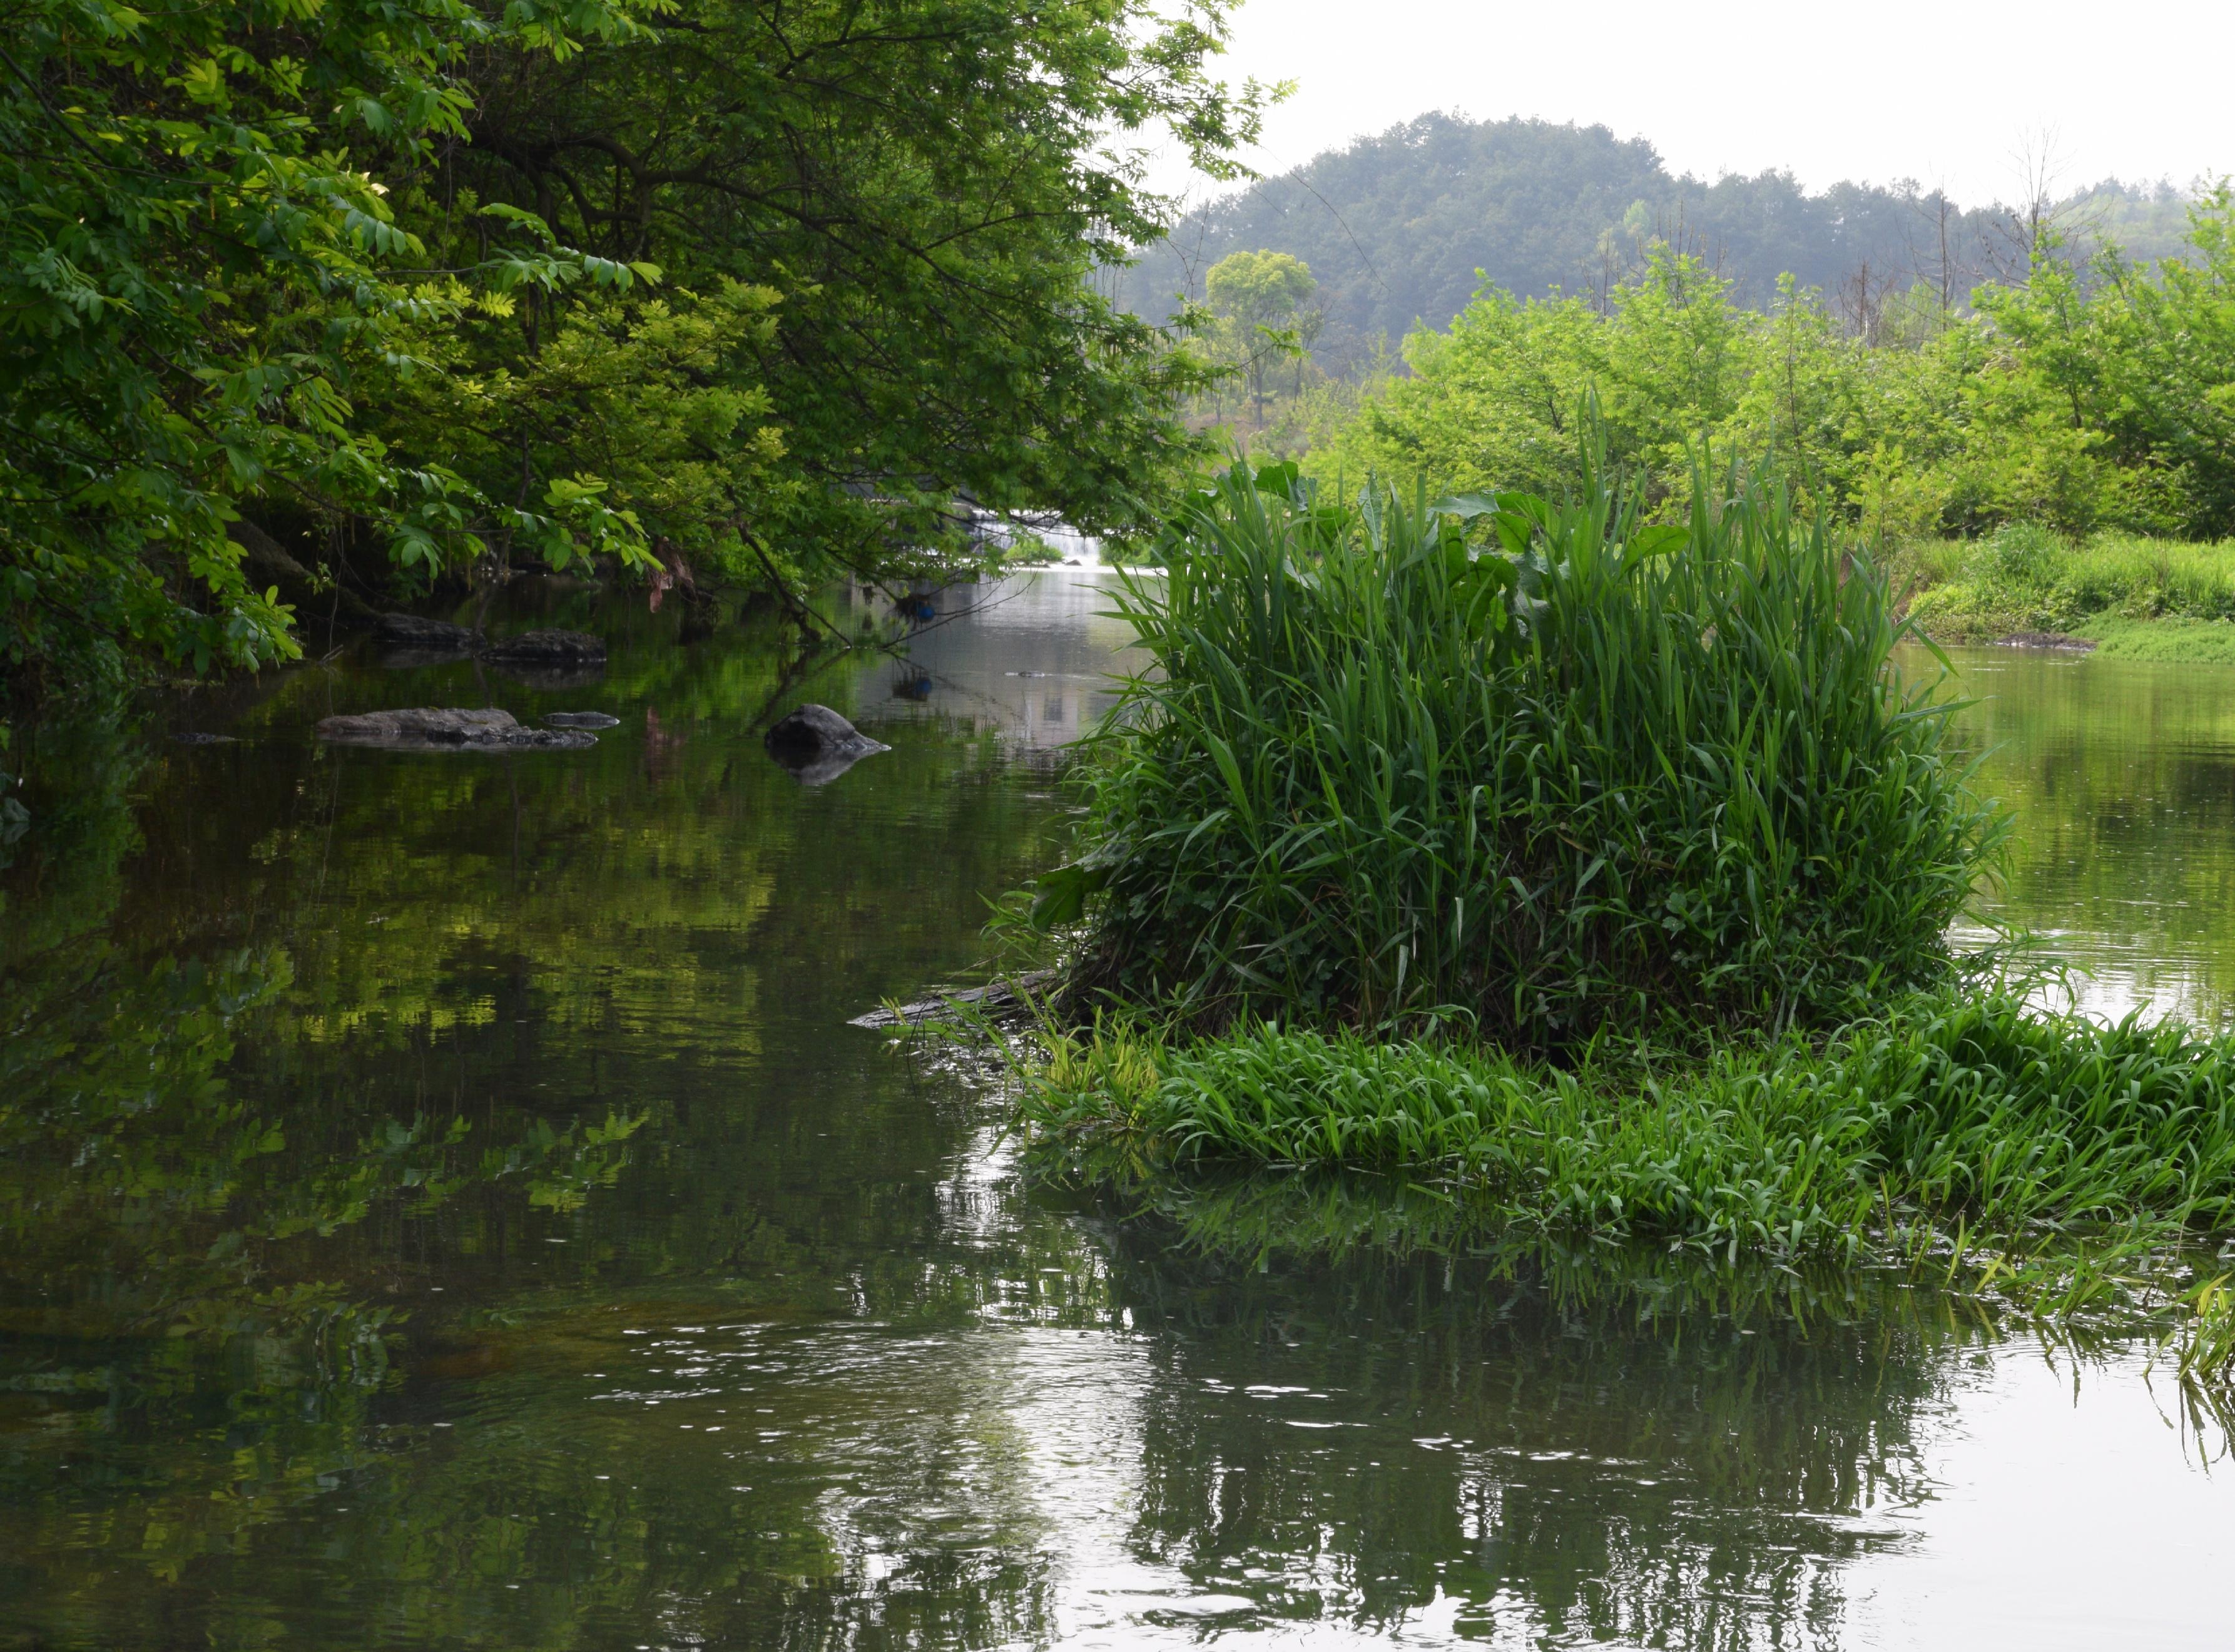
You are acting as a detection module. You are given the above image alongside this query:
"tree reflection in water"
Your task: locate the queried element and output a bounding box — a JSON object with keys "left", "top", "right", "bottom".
{"left": 0, "top": 584, "right": 2227, "bottom": 1650}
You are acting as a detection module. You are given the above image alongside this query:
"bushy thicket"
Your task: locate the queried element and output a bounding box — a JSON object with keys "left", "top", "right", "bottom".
{"left": 1, "top": 0, "right": 1264, "bottom": 705}
{"left": 1035, "top": 443, "right": 2005, "bottom": 1046}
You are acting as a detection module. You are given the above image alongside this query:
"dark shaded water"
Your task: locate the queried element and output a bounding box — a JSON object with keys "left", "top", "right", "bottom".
{"left": 2, "top": 588, "right": 2231, "bottom": 1649}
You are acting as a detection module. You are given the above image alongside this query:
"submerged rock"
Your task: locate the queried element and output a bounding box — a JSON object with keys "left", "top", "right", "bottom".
{"left": 542, "top": 711, "right": 622, "bottom": 729}
{"left": 764, "top": 703, "right": 890, "bottom": 785}
{"left": 479, "top": 628, "right": 606, "bottom": 664}
{"left": 487, "top": 659, "right": 606, "bottom": 691}
{"left": 378, "top": 613, "right": 477, "bottom": 652}
{"left": 481, "top": 630, "right": 608, "bottom": 689}
{"left": 369, "top": 618, "right": 608, "bottom": 681}
{"left": 315, "top": 707, "right": 598, "bottom": 750}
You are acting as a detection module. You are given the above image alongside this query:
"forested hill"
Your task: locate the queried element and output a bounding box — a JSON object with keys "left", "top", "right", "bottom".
{"left": 1121, "top": 113, "right": 2198, "bottom": 364}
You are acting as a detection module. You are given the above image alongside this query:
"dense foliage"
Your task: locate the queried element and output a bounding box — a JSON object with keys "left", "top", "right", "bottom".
{"left": 1311, "top": 191, "right": 2235, "bottom": 544}
{"left": 1891, "top": 523, "right": 2235, "bottom": 645}
{"left": 0, "top": 0, "right": 1269, "bottom": 703}
{"left": 0, "top": 0, "right": 668, "bottom": 693}
{"left": 1032, "top": 442, "right": 2003, "bottom": 1045}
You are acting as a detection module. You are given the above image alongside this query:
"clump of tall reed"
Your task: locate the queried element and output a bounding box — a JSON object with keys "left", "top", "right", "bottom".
{"left": 1034, "top": 436, "right": 2005, "bottom": 1046}
{"left": 1017, "top": 994, "right": 2235, "bottom": 1265}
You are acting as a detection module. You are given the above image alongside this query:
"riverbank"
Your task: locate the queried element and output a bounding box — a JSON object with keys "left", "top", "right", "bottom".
{"left": 1894, "top": 527, "right": 2235, "bottom": 661}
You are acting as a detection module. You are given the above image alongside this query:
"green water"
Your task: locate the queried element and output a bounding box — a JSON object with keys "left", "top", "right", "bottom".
{"left": 1944, "top": 645, "right": 2235, "bottom": 1022}
{"left": 2, "top": 594, "right": 2230, "bottom": 1650}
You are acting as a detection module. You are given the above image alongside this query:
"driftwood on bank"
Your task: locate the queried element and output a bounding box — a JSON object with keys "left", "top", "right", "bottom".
{"left": 315, "top": 707, "right": 599, "bottom": 750}
{"left": 848, "top": 969, "right": 1061, "bottom": 1029}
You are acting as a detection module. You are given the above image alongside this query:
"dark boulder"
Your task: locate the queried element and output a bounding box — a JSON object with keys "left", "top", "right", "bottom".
{"left": 764, "top": 703, "right": 890, "bottom": 785}
{"left": 315, "top": 707, "right": 598, "bottom": 751}
{"left": 480, "top": 630, "right": 608, "bottom": 688}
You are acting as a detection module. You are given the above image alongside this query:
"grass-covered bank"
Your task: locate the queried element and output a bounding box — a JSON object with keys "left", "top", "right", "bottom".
{"left": 1895, "top": 525, "right": 2235, "bottom": 658}
{"left": 1009, "top": 999, "right": 2235, "bottom": 1379}
{"left": 1019, "top": 1000, "right": 2235, "bottom": 1260}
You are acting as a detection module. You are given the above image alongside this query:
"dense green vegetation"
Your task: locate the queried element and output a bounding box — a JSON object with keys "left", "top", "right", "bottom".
{"left": 1125, "top": 113, "right": 2203, "bottom": 362}
{"left": 1006, "top": 436, "right": 2235, "bottom": 1375}
{"left": 1032, "top": 444, "right": 2000, "bottom": 1044}
{"left": 1018, "top": 1006, "right": 2235, "bottom": 1381}
{"left": 1304, "top": 188, "right": 2235, "bottom": 545}
{"left": 0, "top": 0, "right": 1269, "bottom": 706}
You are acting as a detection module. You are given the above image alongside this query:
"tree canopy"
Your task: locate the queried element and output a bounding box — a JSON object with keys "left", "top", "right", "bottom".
{"left": 1, "top": 0, "right": 1273, "bottom": 701}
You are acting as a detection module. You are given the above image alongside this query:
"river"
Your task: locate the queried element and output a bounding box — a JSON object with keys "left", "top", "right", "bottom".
{"left": 1, "top": 574, "right": 2230, "bottom": 1649}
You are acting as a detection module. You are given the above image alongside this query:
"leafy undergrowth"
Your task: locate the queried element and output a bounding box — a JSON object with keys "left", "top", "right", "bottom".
{"left": 1007, "top": 993, "right": 2235, "bottom": 1382}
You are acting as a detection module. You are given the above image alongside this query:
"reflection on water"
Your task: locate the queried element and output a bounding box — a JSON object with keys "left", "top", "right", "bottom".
{"left": 1, "top": 581, "right": 2231, "bottom": 1649}
{"left": 1935, "top": 645, "right": 2235, "bottom": 1023}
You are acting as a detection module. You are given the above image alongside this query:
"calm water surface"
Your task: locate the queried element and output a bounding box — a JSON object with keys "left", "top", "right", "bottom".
{"left": 3, "top": 587, "right": 2231, "bottom": 1649}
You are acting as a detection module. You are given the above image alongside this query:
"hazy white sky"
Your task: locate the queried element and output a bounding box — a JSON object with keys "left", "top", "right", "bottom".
{"left": 1149, "top": 0, "right": 2233, "bottom": 209}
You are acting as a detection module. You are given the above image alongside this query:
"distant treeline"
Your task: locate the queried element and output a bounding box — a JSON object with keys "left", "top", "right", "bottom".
{"left": 1306, "top": 181, "right": 2235, "bottom": 545}
{"left": 1123, "top": 114, "right": 2204, "bottom": 370}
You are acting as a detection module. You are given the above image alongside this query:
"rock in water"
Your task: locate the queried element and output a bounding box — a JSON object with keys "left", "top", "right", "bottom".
{"left": 542, "top": 711, "right": 622, "bottom": 729}
{"left": 377, "top": 613, "right": 477, "bottom": 651}
{"left": 479, "top": 629, "right": 606, "bottom": 664}
{"left": 315, "top": 707, "right": 598, "bottom": 750}
{"left": 763, "top": 703, "right": 890, "bottom": 785}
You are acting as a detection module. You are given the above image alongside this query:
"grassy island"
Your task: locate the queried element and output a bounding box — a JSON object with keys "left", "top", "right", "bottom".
{"left": 1000, "top": 444, "right": 2235, "bottom": 1379}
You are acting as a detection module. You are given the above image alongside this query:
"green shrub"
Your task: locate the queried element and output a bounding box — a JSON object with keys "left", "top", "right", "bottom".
{"left": 1037, "top": 439, "right": 2007, "bottom": 1046}
{"left": 1972, "top": 521, "right": 2062, "bottom": 588}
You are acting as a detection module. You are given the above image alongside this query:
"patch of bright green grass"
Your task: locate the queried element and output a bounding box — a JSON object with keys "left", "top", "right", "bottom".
{"left": 2072, "top": 615, "right": 2235, "bottom": 663}
{"left": 1012, "top": 997, "right": 2235, "bottom": 1374}
{"left": 1021, "top": 999, "right": 2235, "bottom": 1263}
